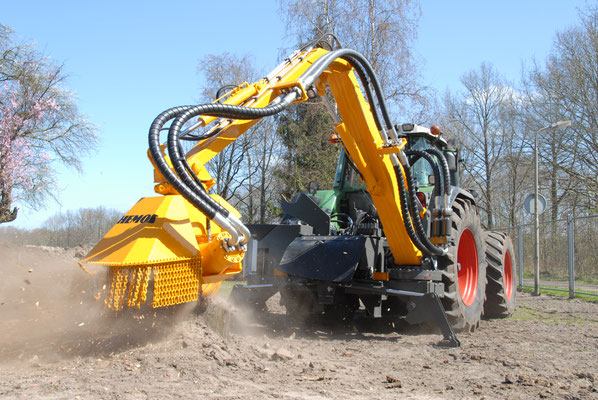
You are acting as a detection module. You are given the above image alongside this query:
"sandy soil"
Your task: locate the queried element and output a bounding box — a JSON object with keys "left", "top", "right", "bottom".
{"left": 0, "top": 241, "right": 597, "bottom": 400}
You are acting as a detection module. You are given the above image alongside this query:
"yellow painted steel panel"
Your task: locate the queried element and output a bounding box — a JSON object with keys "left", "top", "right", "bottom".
{"left": 82, "top": 195, "right": 200, "bottom": 266}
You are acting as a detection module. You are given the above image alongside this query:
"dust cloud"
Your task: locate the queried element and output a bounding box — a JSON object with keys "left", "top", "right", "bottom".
{"left": 0, "top": 242, "right": 185, "bottom": 362}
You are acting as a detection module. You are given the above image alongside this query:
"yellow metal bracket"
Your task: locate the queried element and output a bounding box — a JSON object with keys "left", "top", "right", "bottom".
{"left": 373, "top": 272, "right": 389, "bottom": 281}
{"left": 377, "top": 139, "right": 407, "bottom": 155}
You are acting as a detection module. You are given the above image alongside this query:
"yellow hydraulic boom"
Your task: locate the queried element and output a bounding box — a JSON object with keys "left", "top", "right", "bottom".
{"left": 82, "top": 43, "right": 449, "bottom": 311}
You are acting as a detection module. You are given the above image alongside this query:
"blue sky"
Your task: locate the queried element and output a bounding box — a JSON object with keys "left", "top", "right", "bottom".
{"left": 2, "top": 0, "right": 589, "bottom": 229}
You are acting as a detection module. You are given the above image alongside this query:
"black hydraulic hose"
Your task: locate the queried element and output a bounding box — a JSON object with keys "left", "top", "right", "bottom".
{"left": 216, "top": 85, "right": 237, "bottom": 103}
{"left": 148, "top": 49, "right": 388, "bottom": 248}
{"left": 178, "top": 127, "right": 223, "bottom": 141}
{"left": 178, "top": 140, "right": 205, "bottom": 192}
{"left": 148, "top": 106, "right": 219, "bottom": 220}
{"left": 405, "top": 149, "right": 442, "bottom": 197}
{"left": 342, "top": 53, "right": 394, "bottom": 133}
{"left": 402, "top": 165, "right": 445, "bottom": 256}
{"left": 337, "top": 53, "right": 445, "bottom": 254}
{"left": 299, "top": 49, "right": 391, "bottom": 134}
{"left": 166, "top": 90, "right": 302, "bottom": 221}
{"left": 424, "top": 148, "right": 451, "bottom": 196}
{"left": 148, "top": 48, "right": 442, "bottom": 255}
{"left": 342, "top": 54, "right": 445, "bottom": 255}
{"left": 343, "top": 56, "right": 383, "bottom": 132}
{"left": 149, "top": 82, "right": 299, "bottom": 249}
{"left": 299, "top": 49, "right": 444, "bottom": 256}
{"left": 393, "top": 165, "right": 433, "bottom": 257}
{"left": 149, "top": 107, "right": 249, "bottom": 247}
{"left": 300, "top": 33, "right": 340, "bottom": 53}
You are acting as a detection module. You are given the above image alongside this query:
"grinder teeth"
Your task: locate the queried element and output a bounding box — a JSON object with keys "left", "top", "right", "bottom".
{"left": 104, "top": 258, "right": 202, "bottom": 311}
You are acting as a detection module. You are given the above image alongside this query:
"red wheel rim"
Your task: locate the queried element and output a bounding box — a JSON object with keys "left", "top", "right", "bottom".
{"left": 457, "top": 229, "right": 479, "bottom": 306}
{"left": 504, "top": 250, "right": 513, "bottom": 301}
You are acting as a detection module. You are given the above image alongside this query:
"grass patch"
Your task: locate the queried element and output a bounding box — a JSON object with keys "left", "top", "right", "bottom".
{"left": 522, "top": 271, "right": 534, "bottom": 279}
{"left": 512, "top": 305, "right": 542, "bottom": 321}
{"left": 512, "top": 304, "right": 595, "bottom": 324}
{"left": 520, "top": 271, "right": 598, "bottom": 285}
{"left": 521, "top": 286, "right": 598, "bottom": 303}
{"left": 577, "top": 277, "right": 598, "bottom": 285}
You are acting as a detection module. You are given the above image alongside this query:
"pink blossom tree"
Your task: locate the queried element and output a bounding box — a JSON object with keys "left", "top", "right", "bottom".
{"left": 0, "top": 25, "right": 97, "bottom": 223}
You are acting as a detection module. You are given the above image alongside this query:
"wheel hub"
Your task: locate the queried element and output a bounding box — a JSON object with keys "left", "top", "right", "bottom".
{"left": 457, "top": 228, "right": 479, "bottom": 306}
{"left": 504, "top": 250, "right": 513, "bottom": 301}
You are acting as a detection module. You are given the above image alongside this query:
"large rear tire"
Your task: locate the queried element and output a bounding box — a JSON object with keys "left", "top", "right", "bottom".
{"left": 440, "top": 198, "right": 487, "bottom": 332}
{"left": 484, "top": 232, "right": 517, "bottom": 318}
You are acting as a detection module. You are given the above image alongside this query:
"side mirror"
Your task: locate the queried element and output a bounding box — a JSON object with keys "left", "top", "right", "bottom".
{"left": 444, "top": 151, "right": 457, "bottom": 172}
{"left": 308, "top": 181, "right": 319, "bottom": 195}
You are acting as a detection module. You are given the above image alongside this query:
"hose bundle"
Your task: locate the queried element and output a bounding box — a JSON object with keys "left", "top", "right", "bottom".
{"left": 147, "top": 45, "right": 448, "bottom": 257}
{"left": 147, "top": 90, "right": 302, "bottom": 250}
{"left": 297, "top": 49, "right": 448, "bottom": 257}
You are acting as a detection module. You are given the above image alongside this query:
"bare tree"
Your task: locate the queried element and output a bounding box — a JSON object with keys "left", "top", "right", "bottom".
{"left": 279, "top": 0, "right": 426, "bottom": 118}
{"left": 443, "top": 63, "right": 518, "bottom": 228}
{"left": 196, "top": 53, "right": 258, "bottom": 204}
{"left": 493, "top": 110, "right": 532, "bottom": 228}
{"left": 519, "top": 75, "right": 579, "bottom": 222}
{"left": 0, "top": 25, "right": 97, "bottom": 223}
{"left": 522, "top": 6, "right": 598, "bottom": 217}
{"left": 197, "top": 53, "right": 285, "bottom": 223}
{"left": 242, "top": 117, "right": 284, "bottom": 223}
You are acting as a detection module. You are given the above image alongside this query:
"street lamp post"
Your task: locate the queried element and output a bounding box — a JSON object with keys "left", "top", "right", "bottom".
{"left": 533, "top": 120, "right": 571, "bottom": 296}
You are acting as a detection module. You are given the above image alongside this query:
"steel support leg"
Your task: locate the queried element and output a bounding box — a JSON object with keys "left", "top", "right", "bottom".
{"left": 405, "top": 293, "right": 460, "bottom": 347}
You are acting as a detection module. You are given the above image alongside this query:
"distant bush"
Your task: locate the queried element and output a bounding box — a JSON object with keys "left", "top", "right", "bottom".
{"left": 0, "top": 206, "right": 122, "bottom": 248}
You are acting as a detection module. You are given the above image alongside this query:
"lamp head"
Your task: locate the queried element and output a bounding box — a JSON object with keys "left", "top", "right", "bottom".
{"left": 551, "top": 120, "right": 571, "bottom": 129}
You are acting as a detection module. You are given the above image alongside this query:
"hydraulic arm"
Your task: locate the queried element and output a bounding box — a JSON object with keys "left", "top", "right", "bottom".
{"left": 82, "top": 43, "right": 452, "bottom": 311}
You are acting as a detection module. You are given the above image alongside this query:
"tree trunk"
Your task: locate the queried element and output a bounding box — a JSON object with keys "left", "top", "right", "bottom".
{"left": 0, "top": 185, "right": 18, "bottom": 224}
{"left": 259, "top": 147, "right": 267, "bottom": 223}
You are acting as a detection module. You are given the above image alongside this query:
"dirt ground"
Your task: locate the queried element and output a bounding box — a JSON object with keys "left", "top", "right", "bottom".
{"left": 1, "top": 242, "right": 597, "bottom": 400}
